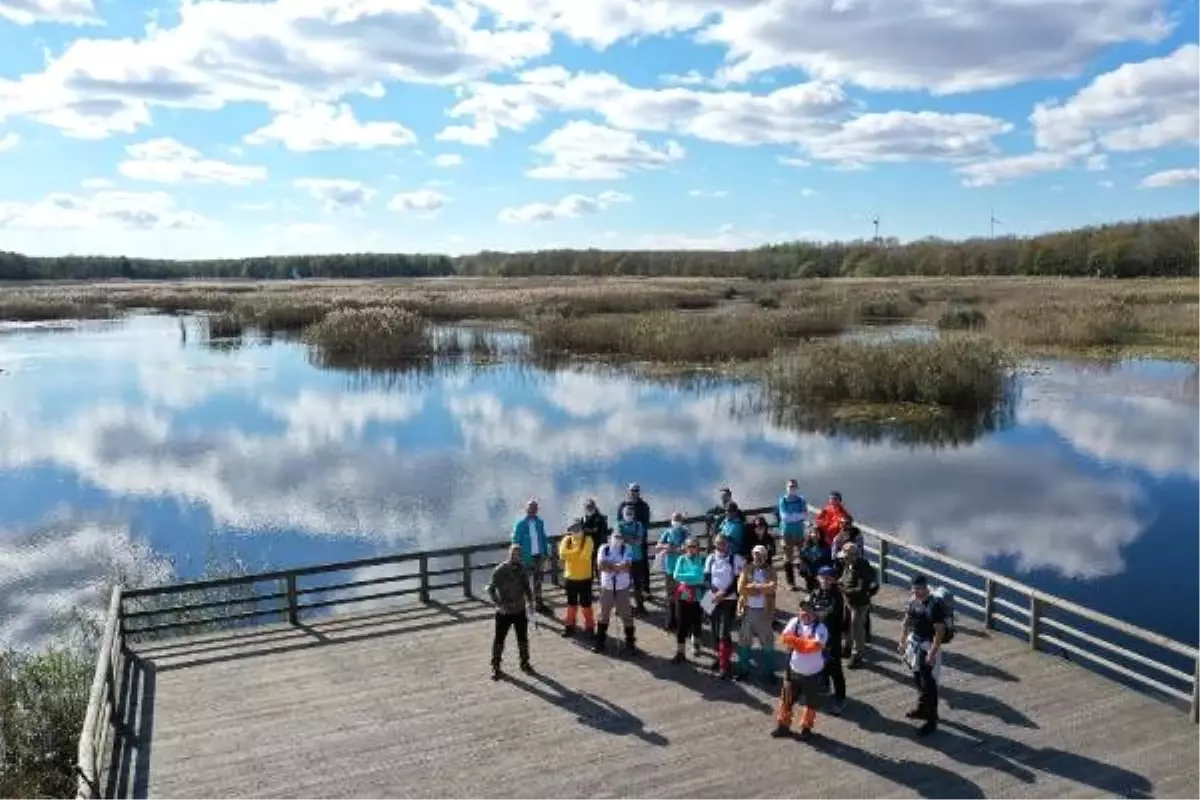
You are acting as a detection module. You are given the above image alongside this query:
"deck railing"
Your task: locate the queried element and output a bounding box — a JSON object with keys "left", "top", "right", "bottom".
{"left": 76, "top": 586, "right": 125, "bottom": 799}
{"left": 108, "top": 502, "right": 1198, "bottom": 732}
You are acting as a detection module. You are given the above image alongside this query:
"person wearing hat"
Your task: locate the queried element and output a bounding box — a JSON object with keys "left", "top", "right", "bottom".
{"left": 837, "top": 541, "right": 877, "bottom": 669}
{"left": 736, "top": 544, "right": 778, "bottom": 684}
{"left": 511, "top": 498, "right": 550, "bottom": 614}
{"left": 594, "top": 527, "right": 639, "bottom": 657}
{"left": 773, "top": 598, "right": 828, "bottom": 741}
{"left": 558, "top": 521, "right": 595, "bottom": 640}
{"left": 808, "top": 565, "right": 847, "bottom": 715}
{"left": 898, "top": 574, "right": 946, "bottom": 735}
{"left": 578, "top": 498, "right": 610, "bottom": 585}
{"left": 616, "top": 482, "right": 652, "bottom": 604}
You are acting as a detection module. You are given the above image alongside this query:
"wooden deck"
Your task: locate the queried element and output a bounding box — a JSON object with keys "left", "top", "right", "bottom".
{"left": 110, "top": 584, "right": 1198, "bottom": 800}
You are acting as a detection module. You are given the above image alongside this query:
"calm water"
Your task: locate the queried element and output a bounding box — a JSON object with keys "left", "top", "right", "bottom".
{"left": 0, "top": 315, "right": 1196, "bottom": 651}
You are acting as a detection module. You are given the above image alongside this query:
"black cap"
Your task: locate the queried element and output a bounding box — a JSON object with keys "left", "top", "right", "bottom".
{"left": 911, "top": 574, "right": 928, "bottom": 587}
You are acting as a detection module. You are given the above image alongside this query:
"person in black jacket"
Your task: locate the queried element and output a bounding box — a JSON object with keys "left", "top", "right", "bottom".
{"left": 742, "top": 515, "right": 776, "bottom": 563}
{"left": 578, "top": 498, "right": 610, "bottom": 585}
{"left": 808, "top": 565, "right": 846, "bottom": 715}
{"left": 837, "top": 542, "right": 876, "bottom": 669}
{"left": 616, "top": 483, "right": 652, "bottom": 603}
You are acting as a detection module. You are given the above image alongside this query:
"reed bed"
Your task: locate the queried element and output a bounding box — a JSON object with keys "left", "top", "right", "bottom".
{"left": 528, "top": 307, "right": 847, "bottom": 363}
{"left": 0, "top": 292, "right": 116, "bottom": 321}
{"left": 763, "top": 337, "right": 1012, "bottom": 410}
{"left": 303, "top": 307, "right": 431, "bottom": 365}
{"left": 205, "top": 311, "right": 245, "bottom": 339}
{"left": 937, "top": 305, "right": 988, "bottom": 330}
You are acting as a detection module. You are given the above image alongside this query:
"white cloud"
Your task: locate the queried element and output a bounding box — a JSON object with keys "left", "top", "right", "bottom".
{"left": 659, "top": 70, "right": 712, "bottom": 87}
{"left": 527, "top": 120, "right": 685, "bottom": 180}
{"left": 1032, "top": 44, "right": 1199, "bottom": 154}
{"left": 388, "top": 189, "right": 448, "bottom": 213}
{"left": 957, "top": 151, "right": 1073, "bottom": 187}
{"left": 1139, "top": 168, "right": 1200, "bottom": 189}
{"left": 294, "top": 178, "right": 378, "bottom": 212}
{"left": 803, "top": 110, "right": 1012, "bottom": 166}
{"left": 119, "top": 137, "right": 266, "bottom": 185}
{"left": 0, "top": 189, "right": 210, "bottom": 230}
{"left": 498, "top": 190, "right": 630, "bottom": 223}
{"left": 245, "top": 102, "right": 418, "bottom": 152}
{"left": 778, "top": 156, "right": 810, "bottom": 167}
{"left": 433, "top": 153, "right": 463, "bottom": 167}
{"left": 0, "top": 132, "right": 19, "bottom": 152}
{"left": 266, "top": 390, "right": 426, "bottom": 448}
{"left": 81, "top": 177, "right": 114, "bottom": 189}
{"left": 0, "top": 0, "right": 99, "bottom": 25}
{"left": 799, "top": 188, "right": 817, "bottom": 197}
{"left": 0, "top": 0, "right": 551, "bottom": 139}
{"left": 1085, "top": 154, "right": 1108, "bottom": 172}
{"left": 689, "top": 189, "right": 728, "bottom": 198}
{"left": 698, "top": 0, "right": 1172, "bottom": 93}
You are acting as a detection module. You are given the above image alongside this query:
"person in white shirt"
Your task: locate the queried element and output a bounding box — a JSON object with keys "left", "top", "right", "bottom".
{"left": 704, "top": 533, "right": 744, "bottom": 679}
{"left": 594, "top": 529, "right": 639, "bottom": 658}
{"left": 737, "top": 545, "right": 779, "bottom": 685}
{"left": 773, "top": 600, "right": 829, "bottom": 742}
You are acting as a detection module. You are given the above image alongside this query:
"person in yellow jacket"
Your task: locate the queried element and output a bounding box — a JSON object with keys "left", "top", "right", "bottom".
{"left": 559, "top": 522, "right": 596, "bottom": 639}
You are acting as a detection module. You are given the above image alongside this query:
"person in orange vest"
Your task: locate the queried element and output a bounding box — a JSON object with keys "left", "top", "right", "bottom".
{"left": 814, "top": 491, "right": 853, "bottom": 549}
{"left": 772, "top": 599, "right": 829, "bottom": 742}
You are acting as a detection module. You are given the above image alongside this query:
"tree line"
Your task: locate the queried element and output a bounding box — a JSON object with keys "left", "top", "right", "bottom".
{"left": 1, "top": 214, "right": 1195, "bottom": 282}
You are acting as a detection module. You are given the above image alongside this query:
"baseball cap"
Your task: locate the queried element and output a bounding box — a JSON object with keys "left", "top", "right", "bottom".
{"left": 817, "top": 566, "right": 835, "bottom": 577}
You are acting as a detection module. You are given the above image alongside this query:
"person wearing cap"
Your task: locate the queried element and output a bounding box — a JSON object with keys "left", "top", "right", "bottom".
{"left": 837, "top": 541, "right": 877, "bottom": 669}
{"left": 511, "top": 498, "right": 550, "bottom": 614}
{"left": 616, "top": 483, "right": 652, "bottom": 603}
{"left": 899, "top": 574, "right": 946, "bottom": 735}
{"left": 578, "top": 498, "right": 610, "bottom": 585}
{"left": 808, "top": 565, "right": 847, "bottom": 715}
{"left": 656, "top": 511, "right": 690, "bottom": 631}
{"left": 773, "top": 599, "right": 828, "bottom": 741}
{"left": 486, "top": 543, "right": 534, "bottom": 680}
{"left": 704, "top": 532, "right": 744, "bottom": 679}
{"left": 777, "top": 479, "right": 808, "bottom": 591}
{"left": 736, "top": 544, "right": 778, "bottom": 684}
{"left": 595, "top": 527, "right": 639, "bottom": 657}
{"left": 558, "top": 521, "right": 595, "bottom": 640}
{"left": 815, "top": 491, "right": 853, "bottom": 549}
{"left": 670, "top": 537, "right": 707, "bottom": 663}
{"left": 706, "top": 486, "right": 735, "bottom": 537}
{"left": 618, "top": 505, "right": 649, "bottom": 616}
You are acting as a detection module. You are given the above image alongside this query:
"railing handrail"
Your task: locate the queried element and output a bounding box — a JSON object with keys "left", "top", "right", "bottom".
{"left": 76, "top": 585, "right": 122, "bottom": 799}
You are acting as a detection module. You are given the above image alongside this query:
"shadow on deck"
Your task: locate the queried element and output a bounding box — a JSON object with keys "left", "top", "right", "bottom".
{"left": 112, "top": 587, "right": 1199, "bottom": 799}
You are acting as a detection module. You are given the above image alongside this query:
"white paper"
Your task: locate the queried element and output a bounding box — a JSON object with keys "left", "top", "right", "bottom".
{"left": 699, "top": 590, "right": 717, "bottom": 615}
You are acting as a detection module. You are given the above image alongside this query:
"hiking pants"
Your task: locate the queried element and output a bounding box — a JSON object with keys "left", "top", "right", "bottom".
{"left": 528, "top": 555, "right": 546, "bottom": 603}
{"left": 664, "top": 574, "right": 679, "bottom": 628}
{"left": 914, "top": 657, "right": 939, "bottom": 721}
{"left": 739, "top": 606, "right": 774, "bottom": 647}
{"left": 847, "top": 603, "right": 869, "bottom": 658}
{"left": 823, "top": 637, "right": 846, "bottom": 702}
{"left": 777, "top": 668, "right": 822, "bottom": 730}
{"left": 599, "top": 587, "right": 633, "bottom": 626}
{"left": 631, "top": 559, "right": 650, "bottom": 604}
{"left": 710, "top": 596, "right": 738, "bottom": 644}
{"left": 676, "top": 597, "right": 703, "bottom": 645}
{"left": 492, "top": 611, "right": 529, "bottom": 667}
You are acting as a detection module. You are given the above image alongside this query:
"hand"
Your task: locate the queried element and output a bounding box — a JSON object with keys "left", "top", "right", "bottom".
{"left": 896, "top": 640, "right": 906, "bottom": 655}
{"left": 925, "top": 650, "right": 937, "bottom": 667}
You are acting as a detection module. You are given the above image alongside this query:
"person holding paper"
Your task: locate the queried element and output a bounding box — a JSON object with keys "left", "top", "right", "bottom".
{"left": 656, "top": 511, "right": 690, "bottom": 632}
{"left": 670, "top": 537, "right": 706, "bottom": 663}
{"left": 704, "top": 532, "right": 744, "bottom": 679}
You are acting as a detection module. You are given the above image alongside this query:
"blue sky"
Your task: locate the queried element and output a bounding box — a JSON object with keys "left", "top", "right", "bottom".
{"left": 0, "top": 0, "right": 1197, "bottom": 258}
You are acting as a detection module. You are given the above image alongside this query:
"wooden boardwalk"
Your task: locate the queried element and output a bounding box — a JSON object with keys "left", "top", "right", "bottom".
{"left": 109, "top": 584, "right": 1198, "bottom": 799}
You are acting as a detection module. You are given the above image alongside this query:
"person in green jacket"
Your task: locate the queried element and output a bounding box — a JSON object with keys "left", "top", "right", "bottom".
{"left": 670, "top": 538, "right": 707, "bottom": 663}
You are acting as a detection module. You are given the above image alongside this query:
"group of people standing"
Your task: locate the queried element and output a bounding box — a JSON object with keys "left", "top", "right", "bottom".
{"left": 487, "top": 480, "right": 950, "bottom": 740}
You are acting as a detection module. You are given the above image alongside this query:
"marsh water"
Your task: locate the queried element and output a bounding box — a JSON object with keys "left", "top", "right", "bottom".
{"left": 1, "top": 314, "right": 1197, "bottom": 652}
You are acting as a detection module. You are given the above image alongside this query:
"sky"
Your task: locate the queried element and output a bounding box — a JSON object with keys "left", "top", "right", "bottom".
{"left": 0, "top": 0, "right": 1197, "bottom": 259}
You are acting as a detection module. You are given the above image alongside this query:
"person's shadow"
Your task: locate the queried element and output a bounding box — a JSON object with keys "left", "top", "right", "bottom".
{"left": 808, "top": 733, "right": 986, "bottom": 799}
{"left": 502, "top": 670, "right": 669, "bottom": 746}
{"left": 619, "top": 649, "right": 775, "bottom": 714}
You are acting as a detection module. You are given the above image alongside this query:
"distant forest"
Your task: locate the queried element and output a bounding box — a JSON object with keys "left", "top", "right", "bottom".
{"left": 1, "top": 214, "right": 1196, "bottom": 281}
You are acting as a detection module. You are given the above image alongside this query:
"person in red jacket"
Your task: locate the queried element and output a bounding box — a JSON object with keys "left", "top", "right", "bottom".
{"left": 814, "top": 491, "right": 852, "bottom": 549}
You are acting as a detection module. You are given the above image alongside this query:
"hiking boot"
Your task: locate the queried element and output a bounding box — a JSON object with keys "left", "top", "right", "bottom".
{"left": 905, "top": 707, "right": 927, "bottom": 719}
{"left": 671, "top": 651, "right": 685, "bottom": 664}
{"left": 848, "top": 657, "right": 864, "bottom": 670}
{"left": 797, "top": 727, "right": 813, "bottom": 742}
{"left": 770, "top": 725, "right": 791, "bottom": 739}
{"left": 491, "top": 664, "right": 502, "bottom": 681}
{"left": 592, "top": 624, "right": 608, "bottom": 654}
{"left": 917, "top": 720, "right": 938, "bottom": 736}
{"left": 692, "top": 641, "right": 702, "bottom": 658}
{"left": 830, "top": 700, "right": 845, "bottom": 717}
{"left": 560, "top": 625, "right": 576, "bottom": 639}
{"left": 520, "top": 661, "right": 535, "bottom": 675}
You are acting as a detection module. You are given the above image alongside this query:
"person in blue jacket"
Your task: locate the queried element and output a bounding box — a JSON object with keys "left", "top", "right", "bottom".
{"left": 511, "top": 498, "right": 550, "bottom": 614}
{"left": 655, "top": 511, "right": 690, "bottom": 631}
{"left": 719, "top": 502, "right": 747, "bottom": 557}
{"left": 777, "top": 479, "right": 809, "bottom": 591}
{"left": 617, "top": 505, "right": 649, "bottom": 616}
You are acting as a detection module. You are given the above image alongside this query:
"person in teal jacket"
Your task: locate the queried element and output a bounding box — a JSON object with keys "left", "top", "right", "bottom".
{"left": 671, "top": 538, "right": 707, "bottom": 663}
{"left": 778, "top": 478, "right": 808, "bottom": 590}
{"left": 655, "top": 511, "right": 690, "bottom": 632}
{"left": 617, "top": 506, "right": 649, "bottom": 616}
{"left": 719, "top": 502, "right": 747, "bottom": 555}
{"left": 511, "top": 498, "right": 550, "bottom": 613}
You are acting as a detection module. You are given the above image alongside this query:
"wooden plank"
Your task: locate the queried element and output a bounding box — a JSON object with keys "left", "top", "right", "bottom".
{"left": 119, "top": 584, "right": 1199, "bottom": 800}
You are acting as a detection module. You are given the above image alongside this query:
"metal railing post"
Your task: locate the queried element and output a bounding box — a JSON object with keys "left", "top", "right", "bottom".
{"left": 286, "top": 575, "right": 299, "bottom": 626}
{"left": 983, "top": 578, "right": 995, "bottom": 630}
{"left": 462, "top": 551, "right": 473, "bottom": 598}
{"left": 419, "top": 555, "right": 430, "bottom": 604}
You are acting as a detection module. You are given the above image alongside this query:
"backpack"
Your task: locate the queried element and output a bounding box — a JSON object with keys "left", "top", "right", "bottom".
{"left": 863, "top": 561, "right": 880, "bottom": 597}
{"left": 931, "top": 586, "right": 956, "bottom": 644}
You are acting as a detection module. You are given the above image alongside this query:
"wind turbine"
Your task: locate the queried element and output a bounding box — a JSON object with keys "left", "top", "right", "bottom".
{"left": 989, "top": 207, "right": 1003, "bottom": 239}
{"left": 871, "top": 214, "right": 880, "bottom": 243}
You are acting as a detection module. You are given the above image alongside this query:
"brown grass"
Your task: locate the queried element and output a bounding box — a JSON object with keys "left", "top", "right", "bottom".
{"left": 303, "top": 307, "right": 431, "bottom": 366}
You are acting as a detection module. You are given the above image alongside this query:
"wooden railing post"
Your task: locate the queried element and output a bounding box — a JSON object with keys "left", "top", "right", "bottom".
{"left": 1191, "top": 657, "right": 1199, "bottom": 724}
{"left": 877, "top": 539, "right": 889, "bottom": 583}
{"left": 419, "top": 555, "right": 430, "bottom": 604}
{"left": 285, "top": 575, "right": 299, "bottom": 626}
{"left": 983, "top": 578, "right": 995, "bottom": 630}
{"left": 1029, "top": 595, "right": 1041, "bottom": 651}
{"left": 462, "top": 551, "right": 473, "bottom": 598}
